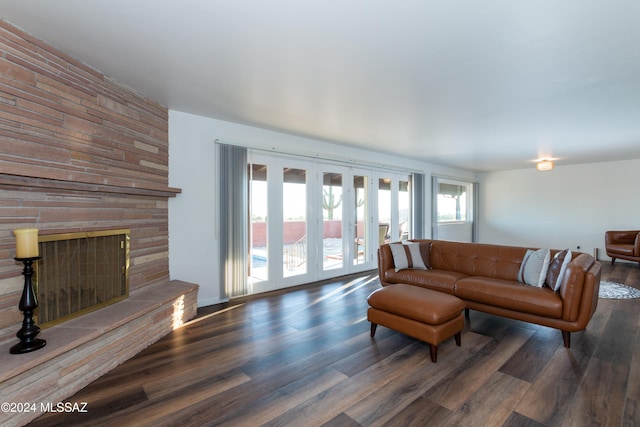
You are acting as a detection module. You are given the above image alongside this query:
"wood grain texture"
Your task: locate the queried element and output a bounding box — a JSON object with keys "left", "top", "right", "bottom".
{"left": 28, "top": 262, "right": 640, "bottom": 427}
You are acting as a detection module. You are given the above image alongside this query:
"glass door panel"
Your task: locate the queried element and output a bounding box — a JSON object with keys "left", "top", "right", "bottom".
{"left": 283, "top": 167, "right": 307, "bottom": 278}
{"left": 249, "top": 163, "right": 268, "bottom": 284}
{"left": 353, "top": 174, "right": 369, "bottom": 266}
{"left": 322, "top": 172, "right": 343, "bottom": 271}
{"left": 378, "top": 178, "right": 391, "bottom": 246}
{"left": 399, "top": 179, "right": 410, "bottom": 240}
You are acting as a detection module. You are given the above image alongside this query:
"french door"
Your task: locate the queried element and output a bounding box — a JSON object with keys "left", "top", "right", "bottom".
{"left": 248, "top": 152, "right": 412, "bottom": 293}
{"left": 249, "top": 155, "right": 314, "bottom": 294}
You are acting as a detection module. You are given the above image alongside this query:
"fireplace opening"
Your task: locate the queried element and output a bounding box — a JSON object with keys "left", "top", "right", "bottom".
{"left": 35, "top": 229, "right": 130, "bottom": 327}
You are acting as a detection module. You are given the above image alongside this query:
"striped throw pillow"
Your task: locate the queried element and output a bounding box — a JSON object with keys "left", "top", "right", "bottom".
{"left": 389, "top": 242, "right": 429, "bottom": 272}
{"left": 518, "top": 248, "right": 551, "bottom": 287}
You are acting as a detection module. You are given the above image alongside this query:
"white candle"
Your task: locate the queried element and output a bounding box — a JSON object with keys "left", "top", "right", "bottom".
{"left": 14, "top": 228, "right": 39, "bottom": 258}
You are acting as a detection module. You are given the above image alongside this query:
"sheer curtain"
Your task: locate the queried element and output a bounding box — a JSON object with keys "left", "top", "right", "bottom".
{"left": 217, "top": 142, "right": 248, "bottom": 298}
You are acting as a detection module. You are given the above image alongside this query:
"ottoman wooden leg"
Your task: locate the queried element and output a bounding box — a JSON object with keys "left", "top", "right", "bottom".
{"left": 370, "top": 323, "right": 378, "bottom": 337}
{"left": 431, "top": 331, "right": 461, "bottom": 363}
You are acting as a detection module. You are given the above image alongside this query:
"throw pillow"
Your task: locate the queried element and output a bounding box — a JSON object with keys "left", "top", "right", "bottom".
{"left": 517, "top": 248, "right": 551, "bottom": 287}
{"left": 545, "top": 249, "right": 572, "bottom": 291}
{"left": 389, "top": 242, "right": 430, "bottom": 272}
{"left": 418, "top": 241, "right": 431, "bottom": 269}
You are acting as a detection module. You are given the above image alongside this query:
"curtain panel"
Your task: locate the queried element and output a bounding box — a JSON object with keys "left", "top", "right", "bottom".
{"left": 217, "top": 143, "right": 248, "bottom": 298}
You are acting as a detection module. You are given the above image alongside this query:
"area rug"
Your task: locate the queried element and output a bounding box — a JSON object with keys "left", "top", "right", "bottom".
{"left": 598, "top": 281, "right": 640, "bottom": 299}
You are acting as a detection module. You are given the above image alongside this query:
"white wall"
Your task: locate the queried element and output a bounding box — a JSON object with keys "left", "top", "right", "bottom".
{"left": 437, "top": 222, "right": 474, "bottom": 242}
{"left": 478, "top": 158, "right": 640, "bottom": 260}
{"left": 168, "top": 110, "right": 473, "bottom": 306}
{"left": 167, "top": 112, "right": 218, "bottom": 305}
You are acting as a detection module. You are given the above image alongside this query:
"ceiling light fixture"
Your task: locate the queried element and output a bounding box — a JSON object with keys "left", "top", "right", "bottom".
{"left": 536, "top": 159, "right": 554, "bottom": 171}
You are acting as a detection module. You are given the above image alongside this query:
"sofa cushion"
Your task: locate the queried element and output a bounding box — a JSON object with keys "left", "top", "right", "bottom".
{"left": 545, "top": 249, "right": 572, "bottom": 291}
{"left": 429, "top": 241, "right": 527, "bottom": 281}
{"left": 455, "top": 276, "right": 563, "bottom": 318}
{"left": 389, "top": 242, "right": 430, "bottom": 272}
{"left": 383, "top": 269, "right": 464, "bottom": 294}
{"left": 518, "top": 248, "right": 551, "bottom": 287}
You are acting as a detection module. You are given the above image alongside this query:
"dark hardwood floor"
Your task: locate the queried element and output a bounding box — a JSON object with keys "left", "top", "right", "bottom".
{"left": 29, "top": 262, "right": 640, "bottom": 427}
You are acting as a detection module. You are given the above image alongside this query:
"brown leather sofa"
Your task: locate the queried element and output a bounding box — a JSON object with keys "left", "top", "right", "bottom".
{"left": 377, "top": 240, "right": 602, "bottom": 348}
{"left": 605, "top": 230, "right": 640, "bottom": 264}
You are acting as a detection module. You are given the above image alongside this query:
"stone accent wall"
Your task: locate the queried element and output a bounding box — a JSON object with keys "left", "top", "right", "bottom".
{"left": 0, "top": 21, "right": 181, "bottom": 343}
{"left": 0, "top": 20, "right": 198, "bottom": 426}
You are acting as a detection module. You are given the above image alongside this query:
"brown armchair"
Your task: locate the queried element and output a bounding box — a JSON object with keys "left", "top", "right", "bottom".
{"left": 605, "top": 230, "right": 640, "bottom": 265}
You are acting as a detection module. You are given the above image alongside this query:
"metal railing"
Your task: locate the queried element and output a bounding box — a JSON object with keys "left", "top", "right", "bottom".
{"left": 284, "top": 235, "right": 307, "bottom": 271}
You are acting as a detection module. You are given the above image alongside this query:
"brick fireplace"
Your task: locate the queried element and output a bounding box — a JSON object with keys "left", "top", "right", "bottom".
{"left": 0, "top": 20, "right": 198, "bottom": 425}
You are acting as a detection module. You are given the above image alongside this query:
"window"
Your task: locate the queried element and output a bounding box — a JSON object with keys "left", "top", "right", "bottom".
{"left": 437, "top": 182, "right": 468, "bottom": 222}
{"left": 433, "top": 177, "right": 476, "bottom": 243}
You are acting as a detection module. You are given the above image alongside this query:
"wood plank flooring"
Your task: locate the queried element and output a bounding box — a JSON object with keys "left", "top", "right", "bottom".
{"left": 28, "top": 262, "right": 640, "bottom": 426}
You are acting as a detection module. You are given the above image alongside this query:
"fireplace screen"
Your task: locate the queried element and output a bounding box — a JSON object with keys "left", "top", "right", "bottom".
{"left": 36, "top": 229, "right": 130, "bottom": 327}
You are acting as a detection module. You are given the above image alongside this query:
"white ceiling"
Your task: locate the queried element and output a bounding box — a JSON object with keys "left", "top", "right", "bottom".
{"left": 2, "top": 0, "right": 640, "bottom": 172}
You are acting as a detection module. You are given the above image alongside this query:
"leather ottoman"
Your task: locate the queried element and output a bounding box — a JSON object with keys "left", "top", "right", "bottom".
{"left": 367, "top": 284, "right": 465, "bottom": 362}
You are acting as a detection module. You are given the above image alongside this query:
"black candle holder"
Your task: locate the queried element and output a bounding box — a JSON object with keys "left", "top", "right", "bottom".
{"left": 10, "top": 257, "right": 46, "bottom": 354}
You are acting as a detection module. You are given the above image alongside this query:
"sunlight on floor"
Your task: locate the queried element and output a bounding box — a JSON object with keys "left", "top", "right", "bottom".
{"left": 172, "top": 295, "right": 185, "bottom": 330}
{"left": 182, "top": 303, "right": 246, "bottom": 327}
{"left": 311, "top": 274, "right": 378, "bottom": 305}
{"left": 175, "top": 274, "right": 379, "bottom": 330}
{"left": 348, "top": 315, "right": 370, "bottom": 326}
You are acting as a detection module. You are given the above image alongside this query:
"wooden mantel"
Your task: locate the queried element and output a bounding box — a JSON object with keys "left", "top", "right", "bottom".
{"left": 0, "top": 173, "right": 182, "bottom": 199}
